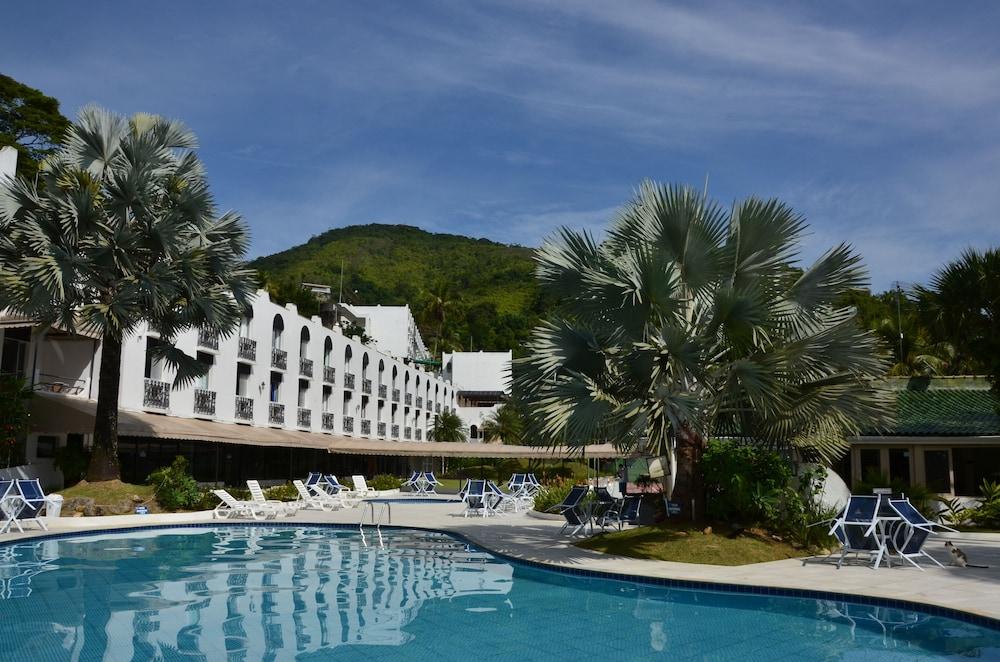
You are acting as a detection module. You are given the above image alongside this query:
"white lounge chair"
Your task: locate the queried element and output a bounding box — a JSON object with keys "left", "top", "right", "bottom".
{"left": 247, "top": 480, "right": 298, "bottom": 516}
{"left": 212, "top": 489, "right": 278, "bottom": 520}
{"left": 351, "top": 475, "right": 378, "bottom": 498}
{"left": 292, "top": 480, "right": 340, "bottom": 511}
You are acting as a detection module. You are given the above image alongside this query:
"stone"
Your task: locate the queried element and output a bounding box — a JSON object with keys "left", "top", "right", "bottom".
{"left": 94, "top": 499, "right": 136, "bottom": 516}
{"left": 702, "top": 526, "right": 713, "bottom": 535}
{"left": 62, "top": 496, "right": 96, "bottom": 517}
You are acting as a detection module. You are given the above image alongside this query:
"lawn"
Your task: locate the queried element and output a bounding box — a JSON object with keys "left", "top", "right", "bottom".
{"left": 576, "top": 521, "right": 808, "bottom": 566}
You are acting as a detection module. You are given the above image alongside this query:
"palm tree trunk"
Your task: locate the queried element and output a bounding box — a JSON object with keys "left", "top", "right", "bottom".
{"left": 670, "top": 426, "right": 706, "bottom": 521}
{"left": 87, "top": 334, "right": 122, "bottom": 481}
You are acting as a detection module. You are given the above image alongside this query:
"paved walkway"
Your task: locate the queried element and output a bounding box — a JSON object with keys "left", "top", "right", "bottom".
{"left": 5, "top": 498, "right": 1000, "bottom": 622}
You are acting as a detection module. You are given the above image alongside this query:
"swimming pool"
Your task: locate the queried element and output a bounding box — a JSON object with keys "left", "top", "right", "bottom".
{"left": 0, "top": 526, "right": 996, "bottom": 660}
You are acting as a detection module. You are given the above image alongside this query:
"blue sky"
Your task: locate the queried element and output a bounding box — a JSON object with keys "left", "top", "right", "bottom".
{"left": 5, "top": 1, "right": 1000, "bottom": 290}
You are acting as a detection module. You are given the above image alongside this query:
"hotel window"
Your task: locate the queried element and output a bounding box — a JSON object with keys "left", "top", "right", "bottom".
{"left": 923, "top": 449, "right": 951, "bottom": 493}
{"left": 859, "top": 448, "right": 881, "bottom": 483}
{"left": 196, "top": 352, "right": 213, "bottom": 390}
{"left": 0, "top": 328, "right": 30, "bottom": 378}
{"left": 888, "top": 448, "right": 911, "bottom": 486}
{"left": 953, "top": 447, "right": 1000, "bottom": 496}
{"left": 35, "top": 435, "right": 58, "bottom": 459}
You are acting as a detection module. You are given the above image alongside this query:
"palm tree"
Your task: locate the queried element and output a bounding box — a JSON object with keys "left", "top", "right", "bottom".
{"left": 429, "top": 410, "right": 466, "bottom": 442}
{"left": 422, "top": 281, "right": 457, "bottom": 357}
{"left": 515, "top": 182, "right": 891, "bottom": 517}
{"left": 916, "top": 248, "right": 1000, "bottom": 392}
{"left": 0, "top": 107, "right": 256, "bottom": 481}
{"left": 481, "top": 402, "right": 524, "bottom": 444}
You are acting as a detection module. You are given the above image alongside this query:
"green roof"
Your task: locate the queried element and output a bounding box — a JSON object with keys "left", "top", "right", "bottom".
{"left": 880, "top": 377, "right": 1000, "bottom": 437}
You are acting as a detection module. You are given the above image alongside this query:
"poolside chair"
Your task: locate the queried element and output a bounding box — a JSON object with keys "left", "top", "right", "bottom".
{"left": 0, "top": 479, "right": 25, "bottom": 535}
{"left": 462, "top": 479, "right": 489, "bottom": 517}
{"left": 403, "top": 471, "right": 422, "bottom": 492}
{"left": 212, "top": 489, "right": 278, "bottom": 520}
{"left": 352, "top": 475, "right": 378, "bottom": 498}
{"left": 422, "top": 472, "right": 441, "bottom": 495}
{"left": 886, "top": 497, "right": 957, "bottom": 569}
{"left": 546, "top": 485, "right": 591, "bottom": 536}
{"left": 827, "top": 495, "right": 885, "bottom": 569}
{"left": 592, "top": 486, "right": 622, "bottom": 530}
{"left": 292, "top": 480, "right": 340, "bottom": 511}
{"left": 247, "top": 480, "right": 298, "bottom": 516}
{"left": 508, "top": 473, "right": 526, "bottom": 493}
{"left": 14, "top": 479, "right": 49, "bottom": 532}
{"left": 523, "top": 474, "right": 542, "bottom": 497}
{"left": 305, "top": 472, "right": 325, "bottom": 491}
{"left": 486, "top": 481, "right": 517, "bottom": 515}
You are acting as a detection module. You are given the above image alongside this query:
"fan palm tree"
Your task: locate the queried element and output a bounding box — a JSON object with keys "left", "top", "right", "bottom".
{"left": 515, "top": 181, "right": 892, "bottom": 517}
{"left": 429, "top": 410, "right": 466, "bottom": 442}
{"left": 0, "top": 106, "right": 256, "bottom": 480}
{"left": 481, "top": 401, "right": 525, "bottom": 444}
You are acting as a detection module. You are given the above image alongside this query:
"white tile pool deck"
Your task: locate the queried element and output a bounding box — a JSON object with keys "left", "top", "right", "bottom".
{"left": 5, "top": 497, "right": 1000, "bottom": 622}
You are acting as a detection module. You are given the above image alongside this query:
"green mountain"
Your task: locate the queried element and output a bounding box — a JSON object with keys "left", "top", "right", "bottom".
{"left": 249, "top": 224, "right": 551, "bottom": 357}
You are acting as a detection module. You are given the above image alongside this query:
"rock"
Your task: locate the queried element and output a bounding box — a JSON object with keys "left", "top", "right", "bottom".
{"left": 675, "top": 531, "right": 689, "bottom": 536}
{"left": 131, "top": 494, "right": 144, "bottom": 504}
{"left": 94, "top": 499, "right": 136, "bottom": 516}
{"left": 702, "top": 526, "right": 713, "bottom": 535}
{"left": 62, "top": 496, "right": 96, "bottom": 517}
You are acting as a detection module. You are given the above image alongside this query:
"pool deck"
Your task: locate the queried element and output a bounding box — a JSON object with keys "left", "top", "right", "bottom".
{"left": 5, "top": 497, "right": 1000, "bottom": 622}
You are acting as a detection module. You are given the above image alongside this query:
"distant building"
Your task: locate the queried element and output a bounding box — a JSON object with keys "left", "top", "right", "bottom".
{"left": 442, "top": 351, "right": 512, "bottom": 442}
{"left": 844, "top": 376, "right": 1000, "bottom": 503}
{"left": 344, "top": 304, "right": 430, "bottom": 362}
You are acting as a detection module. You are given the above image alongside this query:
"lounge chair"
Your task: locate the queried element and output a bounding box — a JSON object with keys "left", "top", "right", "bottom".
{"left": 352, "top": 475, "right": 378, "bottom": 498}
{"left": 887, "top": 497, "right": 957, "bottom": 569}
{"left": 14, "top": 479, "right": 49, "bottom": 532}
{"left": 546, "top": 485, "right": 591, "bottom": 536}
{"left": 486, "top": 480, "right": 517, "bottom": 514}
{"left": 508, "top": 473, "right": 526, "bottom": 494}
{"left": 323, "top": 475, "right": 362, "bottom": 506}
{"left": 403, "top": 471, "right": 422, "bottom": 492}
{"left": 292, "top": 480, "right": 340, "bottom": 511}
{"left": 827, "top": 495, "right": 884, "bottom": 569}
{"left": 592, "top": 486, "right": 622, "bottom": 530}
{"left": 247, "top": 480, "right": 298, "bottom": 516}
{"left": 212, "top": 489, "right": 278, "bottom": 520}
{"left": 422, "top": 472, "right": 441, "bottom": 495}
{"left": 0, "top": 479, "right": 25, "bottom": 535}
{"left": 462, "top": 479, "right": 489, "bottom": 517}
{"left": 523, "top": 474, "right": 542, "bottom": 496}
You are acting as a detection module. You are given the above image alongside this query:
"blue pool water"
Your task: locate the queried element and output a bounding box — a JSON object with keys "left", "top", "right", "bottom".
{"left": 0, "top": 526, "right": 997, "bottom": 661}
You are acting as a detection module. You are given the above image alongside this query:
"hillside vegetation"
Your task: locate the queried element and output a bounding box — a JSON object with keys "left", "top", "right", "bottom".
{"left": 250, "top": 224, "right": 552, "bottom": 357}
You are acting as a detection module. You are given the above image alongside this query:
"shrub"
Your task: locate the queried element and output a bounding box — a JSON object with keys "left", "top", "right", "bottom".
{"left": 147, "top": 456, "right": 202, "bottom": 511}
{"left": 369, "top": 474, "right": 403, "bottom": 491}
{"left": 54, "top": 445, "right": 91, "bottom": 485}
{"left": 532, "top": 479, "right": 577, "bottom": 512}
{"left": 264, "top": 483, "right": 299, "bottom": 502}
{"left": 967, "top": 480, "right": 1000, "bottom": 529}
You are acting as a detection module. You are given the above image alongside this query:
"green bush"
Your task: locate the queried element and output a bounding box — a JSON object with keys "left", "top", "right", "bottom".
{"left": 53, "top": 445, "right": 91, "bottom": 486}
{"left": 532, "top": 479, "right": 580, "bottom": 512}
{"left": 264, "top": 483, "right": 300, "bottom": 501}
{"left": 369, "top": 474, "right": 403, "bottom": 491}
{"left": 967, "top": 480, "right": 1000, "bottom": 529}
{"left": 147, "top": 456, "right": 202, "bottom": 511}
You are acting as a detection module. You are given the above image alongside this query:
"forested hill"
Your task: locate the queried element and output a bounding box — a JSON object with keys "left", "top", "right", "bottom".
{"left": 249, "top": 224, "right": 552, "bottom": 357}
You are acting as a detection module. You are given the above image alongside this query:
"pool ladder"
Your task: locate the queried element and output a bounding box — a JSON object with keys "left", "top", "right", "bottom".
{"left": 359, "top": 501, "right": 392, "bottom": 549}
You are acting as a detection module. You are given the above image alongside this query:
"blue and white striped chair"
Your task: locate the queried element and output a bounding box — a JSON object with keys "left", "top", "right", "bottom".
{"left": 14, "top": 479, "right": 49, "bottom": 532}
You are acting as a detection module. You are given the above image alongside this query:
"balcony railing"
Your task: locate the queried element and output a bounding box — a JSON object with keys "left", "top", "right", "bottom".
{"left": 343, "top": 416, "right": 354, "bottom": 433}
{"left": 344, "top": 373, "right": 356, "bottom": 390}
{"left": 235, "top": 395, "right": 253, "bottom": 422}
{"left": 378, "top": 384, "right": 387, "bottom": 399}
{"left": 392, "top": 388, "right": 400, "bottom": 403}
{"left": 415, "top": 396, "right": 423, "bottom": 409}
{"left": 435, "top": 403, "right": 441, "bottom": 413}
{"left": 391, "top": 424, "right": 400, "bottom": 438}
{"left": 404, "top": 426, "right": 412, "bottom": 440}
{"left": 415, "top": 429, "right": 423, "bottom": 441}
{"left": 197, "top": 328, "right": 219, "bottom": 350}
{"left": 238, "top": 337, "right": 256, "bottom": 362}
{"left": 271, "top": 347, "right": 287, "bottom": 370}
{"left": 299, "top": 357, "right": 313, "bottom": 378}
{"left": 269, "top": 402, "right": 285, "bottom": 425}
{"left": 377, "top": 422, "right": 387, "bottom": 437}
{"left": 361, "top": 419, "right": 371, "bottom": 435}
{"left": 297, "top": 407, "right": 311, "bottom": 428}
{"left": 322, "top": 412, "right": 335, "bottom": 431}
{"left": 362, "top": 379, "right": 372, "bottom": 395}
{"left": 143, "top": 378, "right": 170, "bottom": 410}
{"left": 323, "top": 365, "right": 336, "bottom": 384}
{"left": 193, "top": 388, "right": 216, "bottom": 417}
{"left": 404, "top": 393, "right": 412, "bottom": 406}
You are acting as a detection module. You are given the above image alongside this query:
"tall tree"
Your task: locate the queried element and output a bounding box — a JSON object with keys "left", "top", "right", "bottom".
{"left": 0, "top": 73, "right": 70, "bottom": 181}
{"left": 429, "top": 410, "right": 466, "bottom": 442}
{"left": 481, "top": 401, "right": 525, "bottom": 444}
{"left": 515, "top": 182, "right": 891, "bottom": 517}
{"left": 916, "top": 248, "right": 1000, "bottom": 394}
{"left": 0, "top": 106, "right": 257, "bottom": 480}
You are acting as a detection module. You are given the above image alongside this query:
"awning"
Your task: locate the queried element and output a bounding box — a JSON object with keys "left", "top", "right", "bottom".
{"left": 30, "top": 394, "right": 331, "bottom": 450}
{"left": 326, "top": 437, "right": 621, "bottom": 459}
{"left": 30, "top": 393, "right": 625, "bottom": 458}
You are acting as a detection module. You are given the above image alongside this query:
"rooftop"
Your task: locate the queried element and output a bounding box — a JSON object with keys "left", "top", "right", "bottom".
{"left": 876, "top": 377, "right": 1000, "bottom": 437}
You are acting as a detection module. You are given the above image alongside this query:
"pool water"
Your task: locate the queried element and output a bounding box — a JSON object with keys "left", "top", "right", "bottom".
{"left": 0, "top": 526, "right": 996, "bottom": 661}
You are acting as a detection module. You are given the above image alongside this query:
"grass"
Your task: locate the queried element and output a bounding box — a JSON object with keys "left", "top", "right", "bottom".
{"left": 58, "top": 480, "right": 160, "bottom": 513}
{"left": 576, "top": 521, "right": 808, "bottom": 566}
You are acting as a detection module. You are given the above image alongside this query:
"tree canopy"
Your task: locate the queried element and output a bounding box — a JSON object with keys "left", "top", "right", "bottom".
{"left": 0, "top": 73, "right": 70, "bottom": 181}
